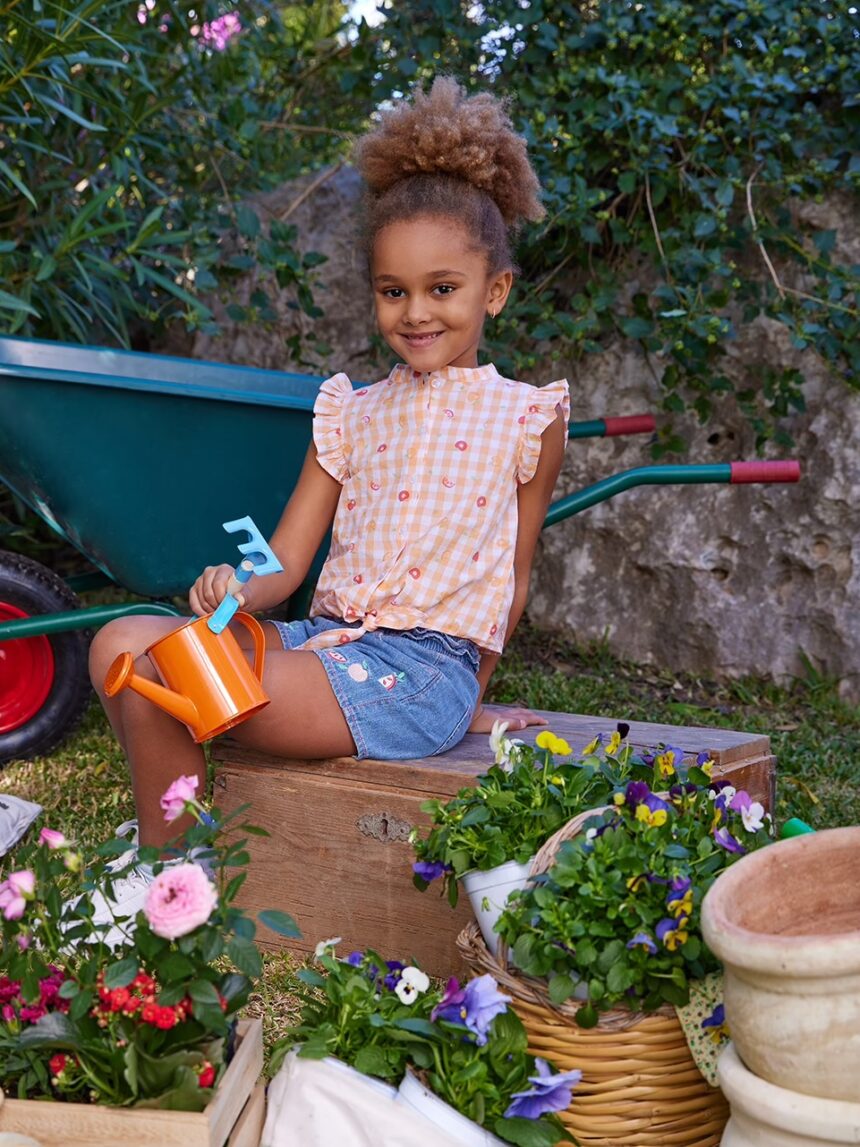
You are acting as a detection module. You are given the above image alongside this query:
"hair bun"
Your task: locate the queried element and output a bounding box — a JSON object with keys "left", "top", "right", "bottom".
{"left": 355, "top": 76, "right": 544, "bottom": 228}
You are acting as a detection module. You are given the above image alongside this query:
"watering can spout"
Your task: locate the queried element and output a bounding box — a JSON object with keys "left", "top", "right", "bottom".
{"left": 104, "top": 651, "right": 200, "bottom": 728}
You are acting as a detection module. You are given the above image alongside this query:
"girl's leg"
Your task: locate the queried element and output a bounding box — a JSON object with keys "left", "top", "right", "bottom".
{"left": 88, "top": 616, "right": 207, "bottom": 848}
{"left": 89, "top": 617, "right": 356, "bottom": 849}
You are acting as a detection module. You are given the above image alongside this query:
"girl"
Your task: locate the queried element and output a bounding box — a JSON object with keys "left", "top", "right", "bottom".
{"left": 86, "top": 77, "right": 569, "bottom": 930}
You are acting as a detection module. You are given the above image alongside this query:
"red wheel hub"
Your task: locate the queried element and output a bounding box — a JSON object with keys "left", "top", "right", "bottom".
{"left": 0, "top": 603, "right": 55, "bottom": 733}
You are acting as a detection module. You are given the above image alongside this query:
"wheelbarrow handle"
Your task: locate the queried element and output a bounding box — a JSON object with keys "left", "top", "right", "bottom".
{"left": 544, "top": 461, "right": 802, "bottom": 528}
{"left": 568, "top": 414, "right": 655, "bottom": 439}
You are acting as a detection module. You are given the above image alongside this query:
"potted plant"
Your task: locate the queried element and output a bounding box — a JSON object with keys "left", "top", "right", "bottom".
{"left": 411, "top": 722, "right": 654, "bottom": 953}
{"left": 458, "top": 777, "right": 774, "bottom": 1146}
{"left": 0, "top": 776, "right": 298, "bottom": 1144}
{"left": 496, "top": 778, "right": 772, "bottom": 1024}
{"left": 264, "top": 940, "right": 578, "bottom": 1147}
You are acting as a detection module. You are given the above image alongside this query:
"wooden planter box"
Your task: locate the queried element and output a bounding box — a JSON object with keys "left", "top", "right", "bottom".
{"left": 211, "top": 711, "right": 776, "bottom": 978}
{"left": 0, "top": 1018, "right": 265, "bottom": 1147}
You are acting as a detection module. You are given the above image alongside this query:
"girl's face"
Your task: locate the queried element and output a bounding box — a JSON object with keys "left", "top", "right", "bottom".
{"left": 371, "top": 216, "right": 512, "bottom": 372}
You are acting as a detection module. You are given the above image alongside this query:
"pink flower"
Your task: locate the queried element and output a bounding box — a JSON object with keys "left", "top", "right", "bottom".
{"left": 143, "top": 863, "right": 217, "bottom": 940}
{"left": 0, "top": 870, "right": 36, "bottom": 921}
{"left": 39, "top": 827, "right": 66, "bottom": 849}
{"left": 160, "top": 775, "right": 199, "bottom": 822}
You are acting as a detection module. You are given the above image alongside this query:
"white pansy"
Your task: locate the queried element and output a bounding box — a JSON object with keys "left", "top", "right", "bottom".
{"left": 740, "top": 800, "right": 765, "bottom": 832}
{"left": 314, "top": 936, "right": 341, "bottom": 958}
{"left": 585, "top": 827, "right": 598, "bottom": 841}
{"left": 489, "top": 720, "right": 510, "bottom": 759}
{"left": 400, "top": 966, "right": 430, "bottom": 993}
{"left": 395, "top": 980, "right": 419, "bottom": 1004}
{"left": 489, "top": 719, "right": 525, "bottom": 773}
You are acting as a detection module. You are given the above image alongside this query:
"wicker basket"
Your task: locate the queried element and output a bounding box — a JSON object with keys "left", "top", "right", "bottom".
{"left": 456, "top": 808, "right": 729, "bottom": 1147}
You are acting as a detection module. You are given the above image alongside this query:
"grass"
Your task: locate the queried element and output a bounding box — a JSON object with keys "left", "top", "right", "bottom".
{"left": 3, "top": 621, "right": 858, "bottom": 1062}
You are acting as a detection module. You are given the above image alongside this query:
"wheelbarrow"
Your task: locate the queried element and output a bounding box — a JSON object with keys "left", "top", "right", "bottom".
{"left": 0, "top": 335, "right": 800, "bottom": 764}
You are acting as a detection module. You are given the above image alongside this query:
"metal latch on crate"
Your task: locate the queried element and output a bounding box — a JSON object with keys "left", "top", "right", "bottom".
{"left": 356, "top": 811, "right": 413, "bottom": 843}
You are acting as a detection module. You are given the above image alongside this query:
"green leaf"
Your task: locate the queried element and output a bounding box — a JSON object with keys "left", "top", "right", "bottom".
{"left": 0, "top": 289, "right": 39, "bottom": 317}
{"left": 258, "top": 909, "right": 301, "bottom": 938}
{"left": 0, "top": 158, "right": 36, "bottom": 207}
{"left": 40, "top": 94, "right": 107, "bottom": 132}
{"left": 496, "top": 1115, "right": 565, "bottom": 1147}
{"left": 104, "top": 957, "right": 139, "bottom": 989}
{"left": 548, "top": 972, "right": 576, "bottom": 1006}
{"left": 236, "top": 204, "right": 261, "bottom": 238}
{"left": 227, "top": 935, "right": 262, "bottom": 978}
{"left": 353, "top": 1045, "right": 390, "bottom": 1077}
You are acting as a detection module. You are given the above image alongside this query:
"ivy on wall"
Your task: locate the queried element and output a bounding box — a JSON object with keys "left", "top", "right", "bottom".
{"left": 1, "top": 0, "right": 857, "bottom": 449}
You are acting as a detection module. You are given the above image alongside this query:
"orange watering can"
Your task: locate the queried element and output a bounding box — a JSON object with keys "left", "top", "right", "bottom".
{"left": 103, "top": 516, "right": 283, "bottom": 742}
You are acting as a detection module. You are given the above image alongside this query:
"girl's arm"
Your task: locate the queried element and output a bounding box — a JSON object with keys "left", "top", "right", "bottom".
{"left": 189, "top": 442, "right": 341, "bottom": 615}
{"left": 467, "top": 406, "right": 568, "bottom": 734}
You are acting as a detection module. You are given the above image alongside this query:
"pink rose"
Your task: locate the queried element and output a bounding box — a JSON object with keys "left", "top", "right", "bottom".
{"left": 0, "top": 870, "right": 36, "bottom": 921}
{"left": 160, "top": 775, "right": 199, "bottom": 822}
{"left": 39, "top": 827, "right": 66, "bottom": 849}
{"left": 143, "top": 863, "right": 217, "bottom": 940}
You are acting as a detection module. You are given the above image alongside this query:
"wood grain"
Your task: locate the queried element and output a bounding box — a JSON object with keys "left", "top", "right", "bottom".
{"left": 212, "top": 712, "right": 776, "bottom": 977}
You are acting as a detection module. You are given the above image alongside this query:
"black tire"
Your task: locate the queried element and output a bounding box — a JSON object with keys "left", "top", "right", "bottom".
{"left": 0, "top": 550, "right": 91, "bottom": 764}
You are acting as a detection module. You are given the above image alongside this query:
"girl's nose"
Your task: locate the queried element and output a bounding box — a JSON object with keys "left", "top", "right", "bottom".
{"left": 404, "top": 296, "right": 431, "bottom": 326}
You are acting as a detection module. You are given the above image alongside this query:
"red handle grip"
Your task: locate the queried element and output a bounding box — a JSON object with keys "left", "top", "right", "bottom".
{"left": 730, "top": 461, "right": 801, "bottom": 484}
{"left": 603, "top": 414, "right": 656, "bottom": 437}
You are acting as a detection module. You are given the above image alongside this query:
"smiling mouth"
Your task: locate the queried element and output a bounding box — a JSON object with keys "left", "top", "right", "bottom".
{"left": 401, "top": 331, "right": 443, "bottom": 346}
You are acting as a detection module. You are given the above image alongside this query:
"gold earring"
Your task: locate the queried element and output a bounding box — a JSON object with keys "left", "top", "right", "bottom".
{"left": 489, "top": 306, "right": 497, "bottom": 319}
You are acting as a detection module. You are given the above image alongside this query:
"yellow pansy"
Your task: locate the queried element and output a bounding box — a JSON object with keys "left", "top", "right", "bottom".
{"left": 536, "top": 730, "right": 572, "bottom": 756}
{"left": 606, "top": 730, "right": 622, "bottom": 755}
{"left": 582, "top": 735, "right": 602, "bottom": 756}
{"left": 635, "top": 805, "right": 668, "bottom": 828}
{"left": 655, "top": 750, "right": 677, "bottom": 778}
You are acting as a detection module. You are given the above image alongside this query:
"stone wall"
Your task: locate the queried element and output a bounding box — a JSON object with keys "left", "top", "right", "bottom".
{"left": 165, "top": 167, "right": 860, "bottom": 698}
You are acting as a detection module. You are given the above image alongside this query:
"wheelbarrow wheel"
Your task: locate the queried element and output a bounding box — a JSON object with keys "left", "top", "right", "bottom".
{"left": 0, "top": 551, "right": 91, "bottom": 765}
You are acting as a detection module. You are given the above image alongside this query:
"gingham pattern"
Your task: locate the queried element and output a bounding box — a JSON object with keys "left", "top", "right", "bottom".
{"left": 307, "top": 363, "right": 570, "bottom": 653}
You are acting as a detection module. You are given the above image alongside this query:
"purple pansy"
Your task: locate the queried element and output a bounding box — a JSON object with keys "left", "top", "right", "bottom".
{"left": 624, "top": 780, "right": 651, "bottom": 807}
{"left": 432, "top": 974, "right": 511, "bottom": 1046}
{"left": 666, "top": 875, "right": 693, "bottom": 918}
{"left": 626, "top": 931, "right": 657, "bottom": 954}
{"left": 344, "top": 951, "right": 363, "bottom": 967}
{"left": 702, "top": 1003, "right": 726, "bottom": 1029}
{"left": 412, "top": 860, "right": 451, "bottom": 883}
{"left": 505, "top": 1058, "right": 582, "bottom": 1119}
{"left": 714, "top": 826, "right": 746, "bottom": 854}
{"left": 656, "top": 915, "right": 689, "bottom": 951}
{"left": 383, "top": 960, "right": 405, "bottom": 990}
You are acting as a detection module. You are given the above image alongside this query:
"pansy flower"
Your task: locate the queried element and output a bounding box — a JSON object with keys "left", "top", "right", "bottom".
{"left": 536, "top": 730, "right": 572, "bottom": 756}
{"left": 729, "top": 790, "right": 766, "bottom": 832}
{"left": 505, "top": 1058, "right": 582, "bottom": 1119}
{"left": 634, "top": 792, "right": 671, "bottom": 828}
{"left": 581, "top": 733, "right": 603, "bottom": 756}
{"left": 605, "top": 729, "right": 623, "bottom": 756}
{"left": 696, "top": 751, "right": 715, "bottom": 778}
{"left": 656, "top": 915, "right": 689, "bottom": 951}
{"left": 412, "top": 860, "right": 451, "bottom": 884}
{"left": 666, "top": 875, "right": 693, "bottom": 919}
{"left": 701, "top": 1002, "right": 730, "bottom": 1043}
{"left": 714, "top": 826, "right": 746, "bottom": 854}
{"left": 624, "top": 780, "right": 651, "bottom": 808}
{"left": 654, "top": 744, "right": 684, "bottom": 779}
{"left": 626, "top": 931, "right": 657, "bottom": 954}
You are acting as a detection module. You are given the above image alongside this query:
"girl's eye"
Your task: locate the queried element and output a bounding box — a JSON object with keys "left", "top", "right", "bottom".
{"left": 433, "top": 284, "right": 455, "bottom": 296}
{"left": 382, "top": 287, "right": 405, "bottom": 299}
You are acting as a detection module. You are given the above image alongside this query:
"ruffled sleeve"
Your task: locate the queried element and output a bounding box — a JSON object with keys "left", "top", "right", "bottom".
{"left": 312, "top": 372, "right": 353, "bottom": 483}
{"left": 515, "top": 379, "right": 571, "bottom": 483}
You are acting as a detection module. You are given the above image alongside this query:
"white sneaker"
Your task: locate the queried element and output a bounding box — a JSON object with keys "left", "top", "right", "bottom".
{"left": 87, "top": 864, "right": 156, "bottom": 950}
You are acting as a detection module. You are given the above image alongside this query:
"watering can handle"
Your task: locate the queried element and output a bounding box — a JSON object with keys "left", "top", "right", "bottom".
{"left": 231, "top": 612, "right": 266, "bottom": 683}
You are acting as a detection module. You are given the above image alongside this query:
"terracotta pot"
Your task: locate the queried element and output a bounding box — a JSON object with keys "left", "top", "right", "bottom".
{"left": 702, "top": 827, "right": 860, "bottom": 1102}
{"left": 719, "top": 1043, "right": 860, "bottom": 1146}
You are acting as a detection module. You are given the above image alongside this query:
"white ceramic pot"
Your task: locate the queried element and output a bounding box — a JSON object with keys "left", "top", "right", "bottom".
{"left": 395, "top": 1069, "right": 507, "bottom": 1147}
{"left": 702, "top": 826, "right": 860, "bottom": 1102}
{"left": 461, "top": 858, "right": 533, "bottom": 956}
{"left": 719, "top": 1043, "right": 860, "bottom": 1146}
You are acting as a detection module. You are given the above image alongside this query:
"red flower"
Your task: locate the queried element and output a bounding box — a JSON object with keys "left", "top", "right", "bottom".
{"left": 198, "top": 1062, "right": 216, "bottom": 1089}
{"left": 109, "top": 987, "right": 130, "bottom": 1012}
{"left": 49, "top": 1053, "right": 67, "bottom": 1078}
{"left": 141, "top": 1001, "right": 160, "bottom": 1025}
{"left": 154, "top": 1005, "right": 178, "bottom": 1030}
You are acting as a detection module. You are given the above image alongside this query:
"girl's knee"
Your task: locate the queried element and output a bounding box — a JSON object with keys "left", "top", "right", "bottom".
{"left": 88, "top": 616, "right": 181, "bottom": 685}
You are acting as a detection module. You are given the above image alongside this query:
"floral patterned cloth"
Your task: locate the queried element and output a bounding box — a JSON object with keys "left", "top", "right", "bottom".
{"left": 674, "top": 971, "right": 729, "bottom": 1087}
{"left": 306, "top": 363, "right": 570, "bottom": 653}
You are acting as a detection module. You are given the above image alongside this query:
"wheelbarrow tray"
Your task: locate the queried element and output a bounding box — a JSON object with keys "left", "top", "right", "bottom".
{"left": 0, "top": 336, "right": 327, "bottom": 597}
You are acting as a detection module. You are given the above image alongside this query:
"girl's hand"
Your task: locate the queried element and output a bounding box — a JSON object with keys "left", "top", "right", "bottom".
{"left": 188, "top": 564, "right": 245, "bottom": 616}
{"left": 468, "top": 703, "right": 548, "bottom": 734}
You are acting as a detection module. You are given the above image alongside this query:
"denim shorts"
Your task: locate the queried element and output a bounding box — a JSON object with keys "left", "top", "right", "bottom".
{"left": 268, "top": 616, "right": 481, "bottom": 761}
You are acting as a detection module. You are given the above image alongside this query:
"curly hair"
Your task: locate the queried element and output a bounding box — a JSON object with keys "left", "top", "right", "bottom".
{"left": 354, "top": 77, "right": 544, "bottom": 273}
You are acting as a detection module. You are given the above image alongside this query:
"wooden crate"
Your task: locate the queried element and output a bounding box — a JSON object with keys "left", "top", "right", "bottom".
{"left": 212, "top": 713, "right": 776, "bottom": 978}
{"left": 0, "top": 1018, "right": 264, "bottom": 1147}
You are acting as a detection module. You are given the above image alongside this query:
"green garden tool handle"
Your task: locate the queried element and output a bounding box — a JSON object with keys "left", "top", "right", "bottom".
{"left": 568, "top": 414, "right": 655, "bottom": 439}
{"left": 544, "top": 461, "right": 801, "bottom": 527}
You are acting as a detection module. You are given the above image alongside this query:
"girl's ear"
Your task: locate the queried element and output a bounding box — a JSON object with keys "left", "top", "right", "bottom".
{"left": 487, "top": 269, "right": 514, "bottom": 318}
